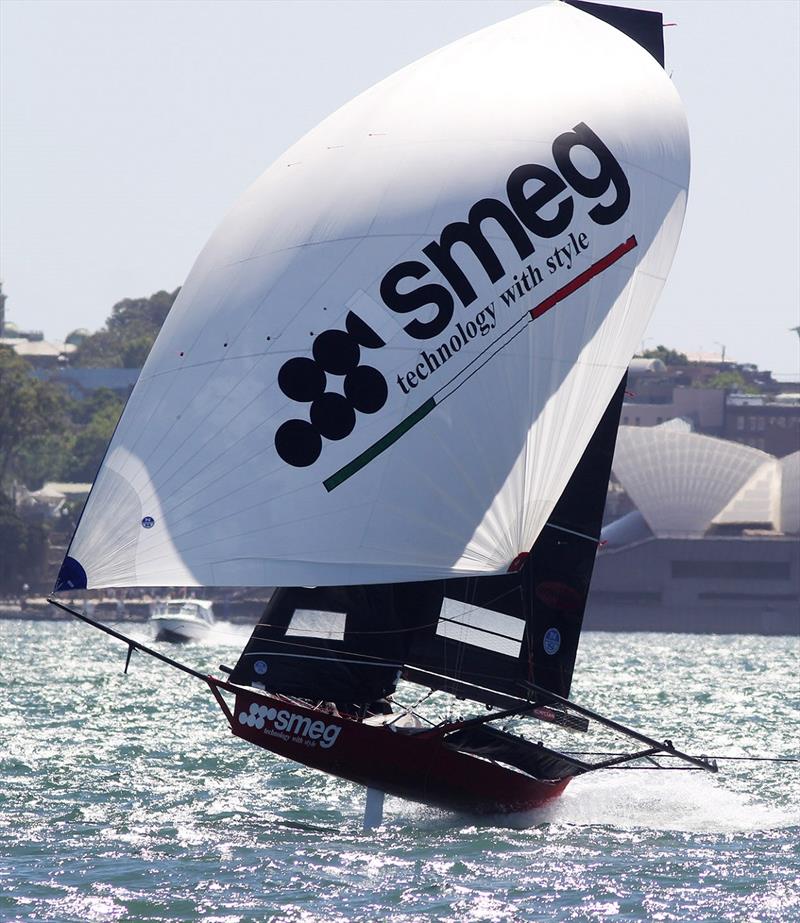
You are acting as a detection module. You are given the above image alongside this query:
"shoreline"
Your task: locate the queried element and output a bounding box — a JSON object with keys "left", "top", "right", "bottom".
{"left": 0, "top": 597, "right": 267, "bottom": 624}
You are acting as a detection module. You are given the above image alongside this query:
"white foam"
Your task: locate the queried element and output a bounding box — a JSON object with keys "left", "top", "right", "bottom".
{"left": 513, "top": 770, "right": 798, "bottom": 833}
{"left": 204, "top": 621, "right": 253, "bottom": 647}
{"left": 383, "top": 770, "right": 798, "bottom": 835}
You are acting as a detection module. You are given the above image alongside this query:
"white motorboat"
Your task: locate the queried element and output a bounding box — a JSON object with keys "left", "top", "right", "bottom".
{"left": 150, "top": 599, "right": 215, "bottom": 642}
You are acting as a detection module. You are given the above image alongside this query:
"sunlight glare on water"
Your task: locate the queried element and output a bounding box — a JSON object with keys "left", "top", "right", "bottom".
{"left": 1, "top": 621, "right": 798, "bottom": 922}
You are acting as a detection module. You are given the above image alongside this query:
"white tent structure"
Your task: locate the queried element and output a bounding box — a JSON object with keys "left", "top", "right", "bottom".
{"left": 610, "top": 427, "right": 799, "bottom": 538}
{"left": 591, "top": 431, "right": 799, "bottom": 634}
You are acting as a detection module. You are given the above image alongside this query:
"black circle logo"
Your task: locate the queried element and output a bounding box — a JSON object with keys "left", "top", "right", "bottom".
{"left": 274, "top": 419, "right": 323, "bottom": 468}
{"left": 275, "top": 318, "right": 387, "bottom": 467}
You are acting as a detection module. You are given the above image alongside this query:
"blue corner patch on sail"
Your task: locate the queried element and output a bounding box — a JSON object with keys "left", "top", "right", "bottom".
{"left": 54, "top": 556, "right": 88, "bottom": 593}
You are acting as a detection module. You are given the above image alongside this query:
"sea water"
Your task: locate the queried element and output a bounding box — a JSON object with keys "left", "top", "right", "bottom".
{"left": 1, "top": 620, "right": 797, "bottom": 922}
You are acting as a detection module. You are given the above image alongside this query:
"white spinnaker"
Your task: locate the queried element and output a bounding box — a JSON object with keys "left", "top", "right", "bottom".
{"left": 62, "top": 2, "right": 690, "bottom": 589}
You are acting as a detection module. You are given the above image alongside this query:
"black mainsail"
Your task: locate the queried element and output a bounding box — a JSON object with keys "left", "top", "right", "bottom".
{"left": 229, "top": 377, "right": 627, "bottom": 708}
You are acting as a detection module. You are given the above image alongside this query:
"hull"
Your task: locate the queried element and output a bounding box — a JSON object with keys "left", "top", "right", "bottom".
{"left": 218, "top": 687, "right": 570, "bottom": 815}
{"left": 152, "top": 616, "right": 211, "bottom": 643}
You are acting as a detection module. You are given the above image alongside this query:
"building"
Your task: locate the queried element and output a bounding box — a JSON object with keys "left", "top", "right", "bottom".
{"left": 723, "top": 393, "right": 800, "bottom": 457}
{"left": 586, "top": 425, "right": 800, "bottom": 635}
{"left": 32, "top": 366, "right": 140, "bottom": 398}
{"left": 0, "top": 337, "right": 76, "bottom": 367}
{"left": 620, "top": 386, "right": 725, "bottom": 434}
{"left": 619, "top": 356, "right": 800, "bottom": 457}
{"left": 17, "top": 482, "right": 93, "bottom": 520}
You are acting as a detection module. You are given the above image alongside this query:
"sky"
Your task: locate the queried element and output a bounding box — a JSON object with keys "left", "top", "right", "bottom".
{"left": 1, "top": 0, "right": 798, "bottom": 378}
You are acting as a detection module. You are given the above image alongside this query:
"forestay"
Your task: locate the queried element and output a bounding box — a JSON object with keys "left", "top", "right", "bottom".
{"left": 55, "top": 1, "right": 689, "bottom": 591}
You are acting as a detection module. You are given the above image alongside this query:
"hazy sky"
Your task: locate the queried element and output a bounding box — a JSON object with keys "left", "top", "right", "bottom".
{"left": 1, "top": 0, "right": 798, "bottom": 377}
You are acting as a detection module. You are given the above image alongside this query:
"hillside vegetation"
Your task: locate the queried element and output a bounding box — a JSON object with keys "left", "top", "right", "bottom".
{"left": 0, "top": 289, "right": 176, "bottom": 592}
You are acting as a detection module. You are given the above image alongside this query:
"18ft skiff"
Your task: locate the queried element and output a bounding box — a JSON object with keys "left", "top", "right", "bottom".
{"left": 52, "top": 0, "right": 717, "bottom": 822}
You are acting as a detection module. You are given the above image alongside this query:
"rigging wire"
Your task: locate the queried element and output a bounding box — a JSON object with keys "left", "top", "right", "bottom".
{"left": 561, "top": 750, "right": 799, "bottom": 764}
{"left": 234, "top": 631, "right": 533, "bottom": 690}
{"left": 255, "top": 585, "right": 520, "bottom": 636}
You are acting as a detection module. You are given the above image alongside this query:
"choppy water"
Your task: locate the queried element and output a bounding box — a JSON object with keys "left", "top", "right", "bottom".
{"left": 1, "top": 619, "right": 798, "bottom": 922}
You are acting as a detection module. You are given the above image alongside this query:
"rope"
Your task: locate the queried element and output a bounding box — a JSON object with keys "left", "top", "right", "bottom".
{"left": 562, "top": 750, "right": 799, "bottom": 763}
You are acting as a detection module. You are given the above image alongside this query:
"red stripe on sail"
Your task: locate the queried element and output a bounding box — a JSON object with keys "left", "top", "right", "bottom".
{"left": 530, "top": 235, "right": 638, "bottom": 320}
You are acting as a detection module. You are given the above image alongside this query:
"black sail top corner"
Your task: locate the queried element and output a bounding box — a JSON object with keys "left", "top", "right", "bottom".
{"left": 230, "top": 376, "right": 628, "bottom": 710}
{"left": 565, "top": 0, "right": 665, "bottom": 68}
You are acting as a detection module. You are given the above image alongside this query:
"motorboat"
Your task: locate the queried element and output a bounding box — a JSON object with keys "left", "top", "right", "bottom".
{"left": 150, "top": 599, "right": 215, "bottom": 642}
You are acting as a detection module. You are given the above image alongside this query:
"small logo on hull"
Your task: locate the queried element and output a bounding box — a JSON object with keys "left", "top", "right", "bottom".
{"left": 238, "top": 702, "right": 341, "bottom": 749}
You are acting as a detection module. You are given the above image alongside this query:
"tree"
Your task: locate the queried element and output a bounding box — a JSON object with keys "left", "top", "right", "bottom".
{"left": 64, "top": 398, "right": 123, "bottom": 482}
{"left": 72, "top": 288, "right": 178, "bottom": 367}
{"left": 0, "top": 346, "right": 68, "bottom": 488}
{"left": 70, "top": 387, "right": 124, "bottom": 426}
{"left": 641, "top": 344, "right": 689, "bottom": 366}
{"left": 12, "top": 433, "right": 75, "bottom": 491}
{"left": 0, "top": 490, "right": 46, "bottom": 593}
{"left": 702, "top": 370, "right": 760, "bottom": 394}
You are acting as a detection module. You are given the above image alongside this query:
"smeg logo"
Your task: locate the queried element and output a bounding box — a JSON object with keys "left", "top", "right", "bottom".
{"left": 275, "top": 312, "right": 388, "bottom": 467}
{"left": 275, "top": 122, "right": 631, "bottom": 469}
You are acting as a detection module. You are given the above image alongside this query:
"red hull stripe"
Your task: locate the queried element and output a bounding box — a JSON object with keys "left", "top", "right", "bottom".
{"left": 530, "top": 235, "right": 638, "bottom": 320}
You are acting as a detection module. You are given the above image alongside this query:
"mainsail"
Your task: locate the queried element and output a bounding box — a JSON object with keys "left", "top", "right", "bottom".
{"left": 55, "top": 0, "right": 689, "bottom": 593}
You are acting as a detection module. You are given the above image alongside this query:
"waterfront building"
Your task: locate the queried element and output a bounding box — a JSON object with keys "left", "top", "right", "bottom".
{"left": 587, "top": 426, "right": 800, "bottom": 634}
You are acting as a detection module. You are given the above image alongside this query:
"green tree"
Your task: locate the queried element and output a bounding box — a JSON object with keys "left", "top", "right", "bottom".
{"left": 12, "top": 433, "right": 76, "bottom": 491}
{"left": 64, "top": 398, "right": 123, "bottom": 482}
{"left": 0, "top": 491, "right": 47, "bottom": 593}
{"left": 641, "top": 344, "right": 689, "bottom": 366}
{"left": 0, "top": 346, "right": 68, "bottom": 488}
{"left": 70, "top": 387, "right": 124, "bottom": 426}
{"left": 72, "top": 288, "right": 178, "bottom": 367}
{"left": 702, "top": 370, "right": 760, "bottom": 394}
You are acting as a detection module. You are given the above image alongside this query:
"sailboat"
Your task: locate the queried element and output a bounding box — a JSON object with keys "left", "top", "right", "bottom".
{"left": 51, "top": 0, "right": 718, "bottom": 822}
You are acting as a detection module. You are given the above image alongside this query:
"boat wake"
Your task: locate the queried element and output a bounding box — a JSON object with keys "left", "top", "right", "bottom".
{"left": 508, "top": 770, "right": 797, "bottom": 833}
{"left": 204, "top": 621, "right": 253, "bottom": 647}
{"left": 383, "top": 769, "right": 797, "bottom": 835}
